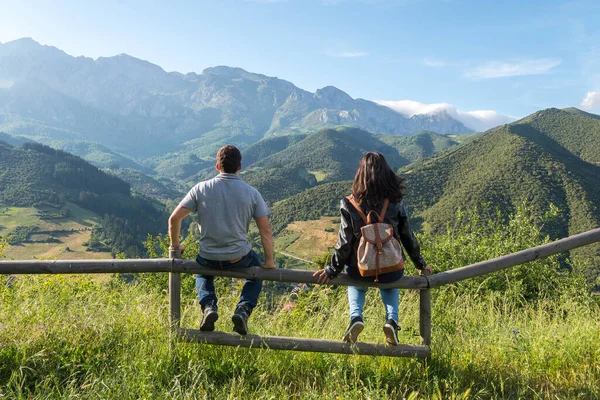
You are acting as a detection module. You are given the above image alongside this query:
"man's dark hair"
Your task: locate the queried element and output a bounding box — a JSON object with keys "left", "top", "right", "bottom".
{"left": 352, "top": 152, "right": 405, "bottom": 208}
{"left": 217, "top": 145, "right": 242, "bottom": 173}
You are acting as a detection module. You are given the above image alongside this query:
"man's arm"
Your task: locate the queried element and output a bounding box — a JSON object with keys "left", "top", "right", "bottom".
{"left": 169, "top": 205, "right": 191, "bottom": 251}
{"left": 255, "top": 215, "right": 275, "bottom": 269}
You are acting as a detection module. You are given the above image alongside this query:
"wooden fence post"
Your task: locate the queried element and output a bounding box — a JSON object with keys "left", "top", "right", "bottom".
{"left": 419, "top": 272, "right": 431, "bottom": 348}
{"left": 169, "top": 249, "right": 181, "bottom": 336}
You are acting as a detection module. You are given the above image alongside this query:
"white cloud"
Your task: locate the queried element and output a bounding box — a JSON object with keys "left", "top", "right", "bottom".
{"left": 326, "top": 50, "right": 367, "bottom": 58}
{"left": 423, "top": 58, "right": 446, "bottom": 68}
{"left": 465, "top": 58, "right": 561, "bottom": 80}
{"left": 581, "top": 91, "right": 600, "bottom": 110}
{"left": 375, "top": 100, "right": 519, "bottom": 132}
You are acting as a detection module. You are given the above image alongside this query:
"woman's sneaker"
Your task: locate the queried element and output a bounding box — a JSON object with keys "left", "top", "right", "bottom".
{"left": 383, "top": 319, "right": 399, "bottom": 346}
{"left": 343, "top": 316, "right": 364, "bottom": 343}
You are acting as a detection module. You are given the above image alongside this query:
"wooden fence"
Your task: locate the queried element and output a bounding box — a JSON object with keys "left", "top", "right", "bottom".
{"left": 2, "top": 227, "right": 600, "bottom": 358}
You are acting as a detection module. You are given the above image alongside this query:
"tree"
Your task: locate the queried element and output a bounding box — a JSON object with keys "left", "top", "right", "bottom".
{"left": 0, "top": 237, "right": 8, "bottom": 258}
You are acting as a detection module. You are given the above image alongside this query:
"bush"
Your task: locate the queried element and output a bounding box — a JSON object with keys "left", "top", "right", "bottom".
{"left": 417, "top": 202, "right": 585, "bottom": 301}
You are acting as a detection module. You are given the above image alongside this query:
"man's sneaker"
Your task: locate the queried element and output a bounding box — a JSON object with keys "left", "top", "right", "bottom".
{"left": 383, "top": 319, "right": 399, "bottom": 346}
{"left": 232, "top": 305, "right": 250, "bottom": 335}
{"left": 342, "top": 316, "right": 364, "bottom": 343}
{"left": 200, "top": 305, "right": 219, "bottom": 332}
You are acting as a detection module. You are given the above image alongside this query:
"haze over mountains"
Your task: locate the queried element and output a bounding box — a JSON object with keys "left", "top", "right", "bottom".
{"left": 0, "top": 38, "right": 475, "bottom": 161}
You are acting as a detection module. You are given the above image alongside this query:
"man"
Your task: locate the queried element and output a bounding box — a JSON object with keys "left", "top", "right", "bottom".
{"left": 168, "top": 144, "right": 275, "bottom": 335}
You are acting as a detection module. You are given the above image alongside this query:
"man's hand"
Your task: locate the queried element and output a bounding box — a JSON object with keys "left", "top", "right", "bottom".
{"left": 169, "top": 243, "right": 185, "bottom": 256}
{"left": 313, "top": 269, "right": 331, "bottom": 284}
{"left": 418, "top": 265, "right": 433, "bottom": 276}
{"left": 261, "top": 259, "right": 276, "bottom": 269}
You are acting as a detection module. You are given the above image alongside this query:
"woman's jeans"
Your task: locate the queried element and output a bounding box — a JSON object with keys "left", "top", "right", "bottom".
{"left": 348, "top": 286, "right": 399, "bottom": 323}
{"left": 195, "top": 250, "right": 262, "bottom": 314}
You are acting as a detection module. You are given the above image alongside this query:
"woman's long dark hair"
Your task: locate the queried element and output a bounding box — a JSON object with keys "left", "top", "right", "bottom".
{"left": 352, "top": 152, "right": 406, "bottom": 207}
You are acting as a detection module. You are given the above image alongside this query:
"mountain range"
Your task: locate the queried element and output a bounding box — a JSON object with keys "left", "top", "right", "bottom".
{"left": 0, "top": 38, "right": 472, "bottom": 162}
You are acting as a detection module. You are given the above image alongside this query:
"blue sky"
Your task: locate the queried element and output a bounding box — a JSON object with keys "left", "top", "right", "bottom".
{"left": 1, "top": 0, "right": 600, "bottom": 123}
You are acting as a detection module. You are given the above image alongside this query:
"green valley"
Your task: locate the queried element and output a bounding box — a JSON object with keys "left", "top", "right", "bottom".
{"left": 0, "top": 142, "right": 168, "bottom": 258}
{"left": 0, "top": 204, "right": 112, "bottom": 260}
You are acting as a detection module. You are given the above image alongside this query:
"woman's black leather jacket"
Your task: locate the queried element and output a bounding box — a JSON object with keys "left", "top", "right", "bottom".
{"left": 325, "top": 197, "right": 427, "bottom": 283}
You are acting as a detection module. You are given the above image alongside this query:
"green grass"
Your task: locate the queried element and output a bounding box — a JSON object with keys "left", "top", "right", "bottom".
{"left": 0, "top": 207, "right": 41, "bottom": 235}
{"left": 1, "top": 275, "right": 599, "bottom": 399}
{"left": 279, "top": 217, "right": 339, "bottom": 260}
{"left": 308, "top": 170, "right": 329, "bottom": 182}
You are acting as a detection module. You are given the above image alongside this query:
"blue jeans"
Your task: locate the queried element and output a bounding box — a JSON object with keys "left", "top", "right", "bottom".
{"left": 348, "top": 286, "right": 399, "bottom": 323}
{"left": 195, "top": 250, "right": 262, "bottom": 314}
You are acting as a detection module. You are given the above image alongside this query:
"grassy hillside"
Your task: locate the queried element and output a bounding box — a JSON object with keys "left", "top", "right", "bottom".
{"left": 242, "top": 134, "right": 306, "bottom": 167}
{"left": 0, "top": 204, "right": 112, "bottom": 260}
{"left": 519, "top": 107, "right": 600, "bottom": 165}
{"left": 275, "top": 216, "right": 339, "bottom": 260}
{"left": 241, "top": 127, "right": 463, "bottom": 204}
{"left": 242, "top": 166, "right": 317, "bottom": 204}
{"left": 401, "top": 108, "right": 600, "bottom": 281}
{"left": 0, "top": 142, "right": 168, "bottom": 256}
{"left": 270, "top": 181, "right": 352, "bottom": 234}
{"left": 378, "top": 130, "right": 459, "bottom": 162}
{"left": 148, "top": 152, "right": 214, "bottom": 181}
{"left": 251, "top": 127, "right": 410, "bottom": 182}
{"left": 106, "top": 168, "right": 181, "bottom": 202}
{"left": 33, "top": 138, "right": 148, "bottom": 170}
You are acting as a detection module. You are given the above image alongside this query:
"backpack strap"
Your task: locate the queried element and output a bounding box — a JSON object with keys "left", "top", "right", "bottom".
{"left": 346, "top": 196, "right": 390, "bottom": 224}
{"left": 346, "top": 196, "right": 368, "bottom": 223}
{"left": 379, "top": 198, "right": 390, "bottom": 223}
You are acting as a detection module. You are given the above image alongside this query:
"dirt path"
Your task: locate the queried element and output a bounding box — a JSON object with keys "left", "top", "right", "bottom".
{"left": 275, "top": 249, "right": 315, "bottom": 265}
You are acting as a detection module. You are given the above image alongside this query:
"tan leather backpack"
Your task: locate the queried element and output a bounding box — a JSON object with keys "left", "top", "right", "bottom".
{"left": 346, "top": 196, "right": 404, "bottom": 282}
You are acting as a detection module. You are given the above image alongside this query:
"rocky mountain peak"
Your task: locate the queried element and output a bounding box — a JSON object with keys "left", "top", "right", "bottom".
{"left": 314, "top": 86, "right": 353, "bottom": 104}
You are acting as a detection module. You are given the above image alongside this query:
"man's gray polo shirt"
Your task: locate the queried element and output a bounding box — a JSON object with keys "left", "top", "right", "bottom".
{"left": 179, "top": 173, "right": 270, "bottom": 261}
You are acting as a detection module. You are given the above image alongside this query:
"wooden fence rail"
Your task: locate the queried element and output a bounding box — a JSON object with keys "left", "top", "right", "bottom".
{"left": 427, "top": 227, "right": 600, "bottom": 288}
{"left": 0, "top": 258, "right": 428, "bottom": 289}
{"left": 2, "top": 227, "right": 599, "bottom": 358}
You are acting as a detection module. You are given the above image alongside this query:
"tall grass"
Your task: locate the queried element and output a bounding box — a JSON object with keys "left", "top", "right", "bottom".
{"left": 1, "top": 275, "right": 599, "bottom": 399}
{"left": 1, "top": 205, "right": 600, "bottom": 398}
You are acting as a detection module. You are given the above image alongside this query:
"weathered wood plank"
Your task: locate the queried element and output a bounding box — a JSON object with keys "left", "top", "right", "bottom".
{"left": 419, "top": 289, "right": 431, "bottom": 346}
{"left": 0, "top": 259, "right": 428, "bottom": 289}
{"left": 169, "top": 250, "right": 182, "bottom": 332}
{"left": 177, "top": 329, "right": 431, "bottom": 358}
{"left": 427, "top": 227, "right": 600, "bottom": 288}
{"left": 172, "top": 260, "right": 428, "bottom": 289}
{"left": 0, "top": 259, "right": 174, "bottom": 274}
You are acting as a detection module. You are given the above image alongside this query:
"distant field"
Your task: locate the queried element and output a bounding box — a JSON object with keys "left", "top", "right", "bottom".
{"left": 308, "top": 169, "right": 329, "bottom": 182}
{"left": 276, "top": 216, "right": 338, "bottom": 260}
{"left": 0, "top": 203, "right": 112, "bottom": 260}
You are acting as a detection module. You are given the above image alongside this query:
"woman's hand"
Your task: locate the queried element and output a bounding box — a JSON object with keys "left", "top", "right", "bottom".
{"left": 313, "top": 269, "right": 331, "bottom": 284}
{"left": 418, "top": 265, "right": 433, "bottom": 276}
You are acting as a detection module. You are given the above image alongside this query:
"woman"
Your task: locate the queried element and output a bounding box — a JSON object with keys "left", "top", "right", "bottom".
{"left": 313, "top": 152, "right": 432, "bottom": 345}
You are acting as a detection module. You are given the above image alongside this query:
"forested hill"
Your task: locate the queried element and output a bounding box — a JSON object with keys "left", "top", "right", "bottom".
{"left": 519, "top": 107, "right": 600, "bottom": 165}
{"left": 241, "top": 127, "right": 459, "bottom": 203}
{"left": 0, "top": 142, "right": 167, "bottom": 256}
{"left": 401, "top": 108, "right": 600, "bottom": 280}
{"left": 250, "top": 127, "right": 411, "bottom": 181}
